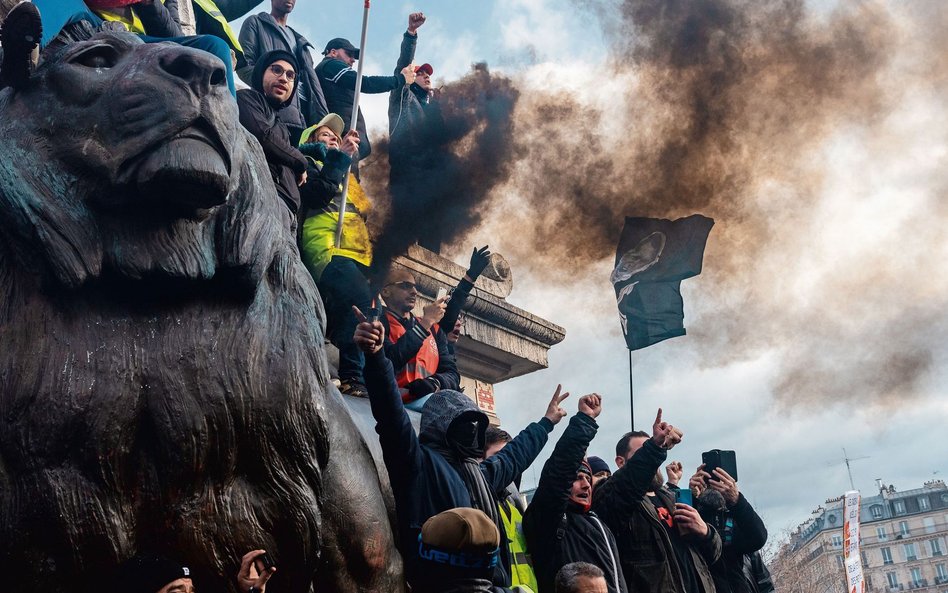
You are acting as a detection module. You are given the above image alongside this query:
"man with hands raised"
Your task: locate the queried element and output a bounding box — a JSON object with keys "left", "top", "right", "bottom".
{"left": 593, "top": 410, "right": 721, "bottom": 593}
{"left": 352, "top": 311, "right": 565, "bottom": 590}
{"left": 523, "top": 392, "right": 628, "bottom": 593}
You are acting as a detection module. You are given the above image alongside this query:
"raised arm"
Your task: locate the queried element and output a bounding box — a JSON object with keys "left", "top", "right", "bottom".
{"left": 441, "top": 246, "right": 490, "bottom": 333}
{"left": 593, "top": 408, "right": 681, "bottom": 521}
{"left": 481, "top": 386, "right": 571, "bottom": 492}
{"left": 353, "top": 312, "right": 424, "bottom": 495}
{"left": 523, "top": 394, "right": 601, "bottom": 535}
{"left": 393, "top": 13, "right": 424, "bottom": 74}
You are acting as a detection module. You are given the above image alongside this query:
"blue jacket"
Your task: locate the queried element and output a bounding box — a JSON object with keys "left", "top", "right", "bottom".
{"left": 362, "top": 350, "right": 553, "bottom": 588}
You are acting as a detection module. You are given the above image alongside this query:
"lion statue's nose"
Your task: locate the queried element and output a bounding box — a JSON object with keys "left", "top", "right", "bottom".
{"left": 158, "top": 46, "right": 228, "bottom": 97}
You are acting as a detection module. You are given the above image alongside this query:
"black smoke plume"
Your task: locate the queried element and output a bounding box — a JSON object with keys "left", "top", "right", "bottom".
{"left": 361, "top": 63, "right": 519, "bottom": 283}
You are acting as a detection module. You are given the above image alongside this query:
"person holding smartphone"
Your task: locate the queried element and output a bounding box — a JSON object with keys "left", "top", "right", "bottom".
{"left": 690, "top": 465, "right": 768, "bottom": 593}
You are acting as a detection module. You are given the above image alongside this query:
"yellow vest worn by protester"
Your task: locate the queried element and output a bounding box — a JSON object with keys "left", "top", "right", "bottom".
{"left": 500, "top": 499, "right": 539, "bottom": 593}
{"left": 299, "top": 158, "right": 372, "bottom": 282}
{"left": 97, "top": 0, "right": 243, "bottom": 61}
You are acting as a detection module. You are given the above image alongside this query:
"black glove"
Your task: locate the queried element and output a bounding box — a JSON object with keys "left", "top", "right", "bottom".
{"left": 407, "top": 378, "right": 439, "bottom": 399}
{"left": 466, "top": 246, "right": 491, "bottom": 280}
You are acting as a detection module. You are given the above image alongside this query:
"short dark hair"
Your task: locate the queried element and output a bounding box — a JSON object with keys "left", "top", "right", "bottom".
{"left": 615, "top": 430, "right": 649, "bottom": 459}
{"left": 555, "top": 562, "right": 606, "bottom": 593}
{"left": 485, "top": 426, "right": 512, "bottom": 447}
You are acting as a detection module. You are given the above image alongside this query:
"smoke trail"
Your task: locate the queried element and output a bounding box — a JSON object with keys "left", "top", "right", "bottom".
{"left": 364, "top": 0, "right": 948, "bottom": 407}
{"left": 360, "top": 63, "right": 519, "bottom": 282}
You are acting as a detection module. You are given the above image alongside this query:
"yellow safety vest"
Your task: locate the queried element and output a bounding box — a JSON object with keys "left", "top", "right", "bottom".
{"left": 192, "top": 0, "right": 243, "bottom": 57}
{"left": 299, "top": 159, "right": 372, "bottom": 281}
{"left": 499, "top": 500, "right": 539, "bottom": 593}
{"left": 96, "top": 7, "right": 146, "bottom": 34}
{"left": 97, "top": 0, "right": 243, "bottom": 62}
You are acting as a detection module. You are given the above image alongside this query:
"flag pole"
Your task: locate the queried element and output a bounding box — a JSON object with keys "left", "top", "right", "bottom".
{"left": 334, "top": 0, "right": 371, "bottom": 248}
{"left": 628, "top": 349, "right": 635, "bottom": 429}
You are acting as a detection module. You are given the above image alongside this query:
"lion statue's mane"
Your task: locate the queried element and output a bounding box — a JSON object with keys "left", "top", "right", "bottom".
{"left": 0, "top": 31, "right": 402, "bottom": 593}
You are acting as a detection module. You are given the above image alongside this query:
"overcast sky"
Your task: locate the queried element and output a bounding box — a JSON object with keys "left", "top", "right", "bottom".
{"left": 242, "top": 0, "right": 948, "bottom": 542}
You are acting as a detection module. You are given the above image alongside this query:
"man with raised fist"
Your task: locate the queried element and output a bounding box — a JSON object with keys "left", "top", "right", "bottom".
{"left": 593, "top": 410, "right": 722, "bottom": 593}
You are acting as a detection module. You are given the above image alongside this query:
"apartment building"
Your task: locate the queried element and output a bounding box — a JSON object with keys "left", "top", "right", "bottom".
{"left": 781, "top": 479, "right": 948, "bottom": 592}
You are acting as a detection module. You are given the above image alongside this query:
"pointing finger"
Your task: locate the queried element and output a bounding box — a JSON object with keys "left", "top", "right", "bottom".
{"left": 654, "top": 407, "right": 663, "bottom": 426}
{"left": 352, "top": 305, "right": 367, "bottom": 322}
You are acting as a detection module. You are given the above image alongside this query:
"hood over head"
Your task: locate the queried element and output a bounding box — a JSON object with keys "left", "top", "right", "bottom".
{"left": 420, "top": 390, "right": 489, "bottom": 457}
{"left": 252, "top": 49, "right": 299, "bottom": 108}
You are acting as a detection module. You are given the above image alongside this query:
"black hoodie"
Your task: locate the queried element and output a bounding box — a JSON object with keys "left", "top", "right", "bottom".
{"left": 236, "top": 50, "right": 306, "bottom": 216}
{"left": 362, "top": 350, "right": 554, "bottom": 590}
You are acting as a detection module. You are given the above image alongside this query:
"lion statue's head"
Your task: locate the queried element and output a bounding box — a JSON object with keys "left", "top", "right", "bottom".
{"left": 0, "top": 31, "right": 402, "bottom": 593}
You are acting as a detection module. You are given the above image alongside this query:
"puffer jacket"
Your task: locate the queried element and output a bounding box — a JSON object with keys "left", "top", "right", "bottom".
{"left": 362, "top": 350, "right": 553, "bottom": 589}
{"left": 592, "top": 438, "right": 722, "bottom": 593}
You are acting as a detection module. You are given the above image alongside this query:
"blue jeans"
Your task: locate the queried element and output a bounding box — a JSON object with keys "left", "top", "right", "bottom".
{"left": 37, "top": 2, "right": 236, "bottom": 97}
{"left": 317, "top": 256, "right": 374, "bottom": 385}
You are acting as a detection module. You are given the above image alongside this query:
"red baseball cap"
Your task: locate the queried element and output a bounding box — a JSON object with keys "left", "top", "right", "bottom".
{"left": 415, "top": 63, "right": 434, "bottom": 76}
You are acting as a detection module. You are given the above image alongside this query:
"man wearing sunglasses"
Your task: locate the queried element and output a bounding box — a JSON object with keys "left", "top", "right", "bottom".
{"left": 237, "top": 49, "right": 308, "bottom": 227}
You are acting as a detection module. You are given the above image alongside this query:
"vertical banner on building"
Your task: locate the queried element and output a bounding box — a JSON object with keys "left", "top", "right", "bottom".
{"left": 843, "top": 490, "right": 865, "bottom": 593}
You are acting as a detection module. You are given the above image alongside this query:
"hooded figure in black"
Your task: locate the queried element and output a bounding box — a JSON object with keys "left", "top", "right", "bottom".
{"left": 237, "top": 49, "right": 308, "bottom": 223}
{"left": 694, "top": 488, "right": 768, "bottom": 593}
{"left": 358, "top": 338, "right": 559, "bottom": 590}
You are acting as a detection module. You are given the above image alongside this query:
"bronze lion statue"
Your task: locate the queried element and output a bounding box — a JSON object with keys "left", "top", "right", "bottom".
{"left": 0, "top": 30, "right": 402, "bottom": 593}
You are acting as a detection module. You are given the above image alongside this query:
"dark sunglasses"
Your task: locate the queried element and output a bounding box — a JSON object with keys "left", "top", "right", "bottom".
{"left": 268, "top": 63, "right": 296, "bottom": 81}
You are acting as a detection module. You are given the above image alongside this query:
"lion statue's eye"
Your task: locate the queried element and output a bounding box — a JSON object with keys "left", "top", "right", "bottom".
{"left": 71, "top": 45, "right": 120, "bottom": 69}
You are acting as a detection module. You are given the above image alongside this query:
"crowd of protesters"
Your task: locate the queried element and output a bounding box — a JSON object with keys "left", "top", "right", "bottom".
{"left": 0, "top": 2, "right": 774, "bottom": 592}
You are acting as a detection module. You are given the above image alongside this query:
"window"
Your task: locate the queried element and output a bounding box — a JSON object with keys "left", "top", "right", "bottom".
{"left": 882, "top": 547, "right": 894, "bottom": 565}
{"left": 900, "top": 520, "right": 911, "bottom": 536}
{"left": 887, "top": 571, "right": 899, "bottom": 588}
{"left": 937, "top": 563, "right": 948, "bottom": 580}
{"left": 836, "top": 554, "right": 844, "bottom": 568}
{"left": 933, "top": 539, "right": 945, "bottom": 556}
{"left": 877, "top": 526, "right": 888, "bottom": 541}
{"left": 911, "top": 567, "right": 923, "bottom": 586}
{"left": 832, "top": 534, "right": 844, "bottom": 548}
{"left": 904, "top": 542, "right": 918, "bottom": 561}
{"left": 871, "top": 504, "right": 884, "bottom": 519}
{"left": 895, "top": 499, "right": 906, "bottom": 514}
{"left": 920, "top": 496, "right": 932, "bottom": 511}
{"left": 926, "top": 517, "right": 938, "bottom": 534}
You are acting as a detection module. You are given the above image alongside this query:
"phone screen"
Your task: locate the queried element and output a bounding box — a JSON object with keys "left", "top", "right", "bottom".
{"left": 676, "top": 488, "right": 693, "bottom": 507}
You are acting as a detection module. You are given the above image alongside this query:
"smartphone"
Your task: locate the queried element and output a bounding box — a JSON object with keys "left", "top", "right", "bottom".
{"left": 675, "top": 488, "right": 693, "bottom": 507}
{"left": 702, "top": 449, "right": 738, "bottom": 482}
{"left": 364, "top": 307, "right": 381, "bottom": 323}
{"left": 254, "top": 552, "right": 275, "bottom": 574}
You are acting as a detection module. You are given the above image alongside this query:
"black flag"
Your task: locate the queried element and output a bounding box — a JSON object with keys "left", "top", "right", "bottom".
{"left": 612, "top": 215, "right": 714, "bottom": 351}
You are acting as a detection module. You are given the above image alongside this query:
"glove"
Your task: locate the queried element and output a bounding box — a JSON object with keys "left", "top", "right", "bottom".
{"left": 466, "top": 246, "right": 491, "bottom": 280}
{"left": 407, "top": 378, "right": 439, "bottom": 399}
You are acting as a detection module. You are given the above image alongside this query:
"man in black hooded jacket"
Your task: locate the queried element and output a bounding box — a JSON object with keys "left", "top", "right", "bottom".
{"left": 523, "top": 393, "right": 627, "bottom": 593}
{"left": 236, "top": 49, "right": 307, "bottom": 226}
{"left": 353, "top": 316, "right": 567, "bottom": 590}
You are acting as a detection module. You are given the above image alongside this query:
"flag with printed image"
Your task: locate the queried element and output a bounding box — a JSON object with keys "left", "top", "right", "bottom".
{"left": 612, "top": 215, "right": 714, "bottom": 351}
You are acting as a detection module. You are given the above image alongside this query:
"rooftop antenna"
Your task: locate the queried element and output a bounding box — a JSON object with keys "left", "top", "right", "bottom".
{"left": 841, "top": 447, "right": 870, "bottom": 491}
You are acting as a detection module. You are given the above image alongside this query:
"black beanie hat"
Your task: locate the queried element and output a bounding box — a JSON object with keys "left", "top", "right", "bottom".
{"left": 114, "top": 555, "right": 192, "bottom": 593}
{"left": 251, "top": 49, "right": 300, "bottom": 108}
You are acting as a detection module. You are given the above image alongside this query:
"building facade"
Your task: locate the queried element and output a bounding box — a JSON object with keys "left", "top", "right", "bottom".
{"left": 781, "top": 480, "right": 948, "bottom": 593}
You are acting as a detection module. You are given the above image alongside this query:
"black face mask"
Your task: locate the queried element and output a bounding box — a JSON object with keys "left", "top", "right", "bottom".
{"left": 447, "top": 418, "right": 483, "bottom": 459}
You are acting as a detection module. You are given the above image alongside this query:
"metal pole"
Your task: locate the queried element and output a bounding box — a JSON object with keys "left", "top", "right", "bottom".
{"left": 629, "top": 349, "right": 635, "bottom": 429}
{"left": 334, "top": 0, "right": 371, "bottom": 248}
